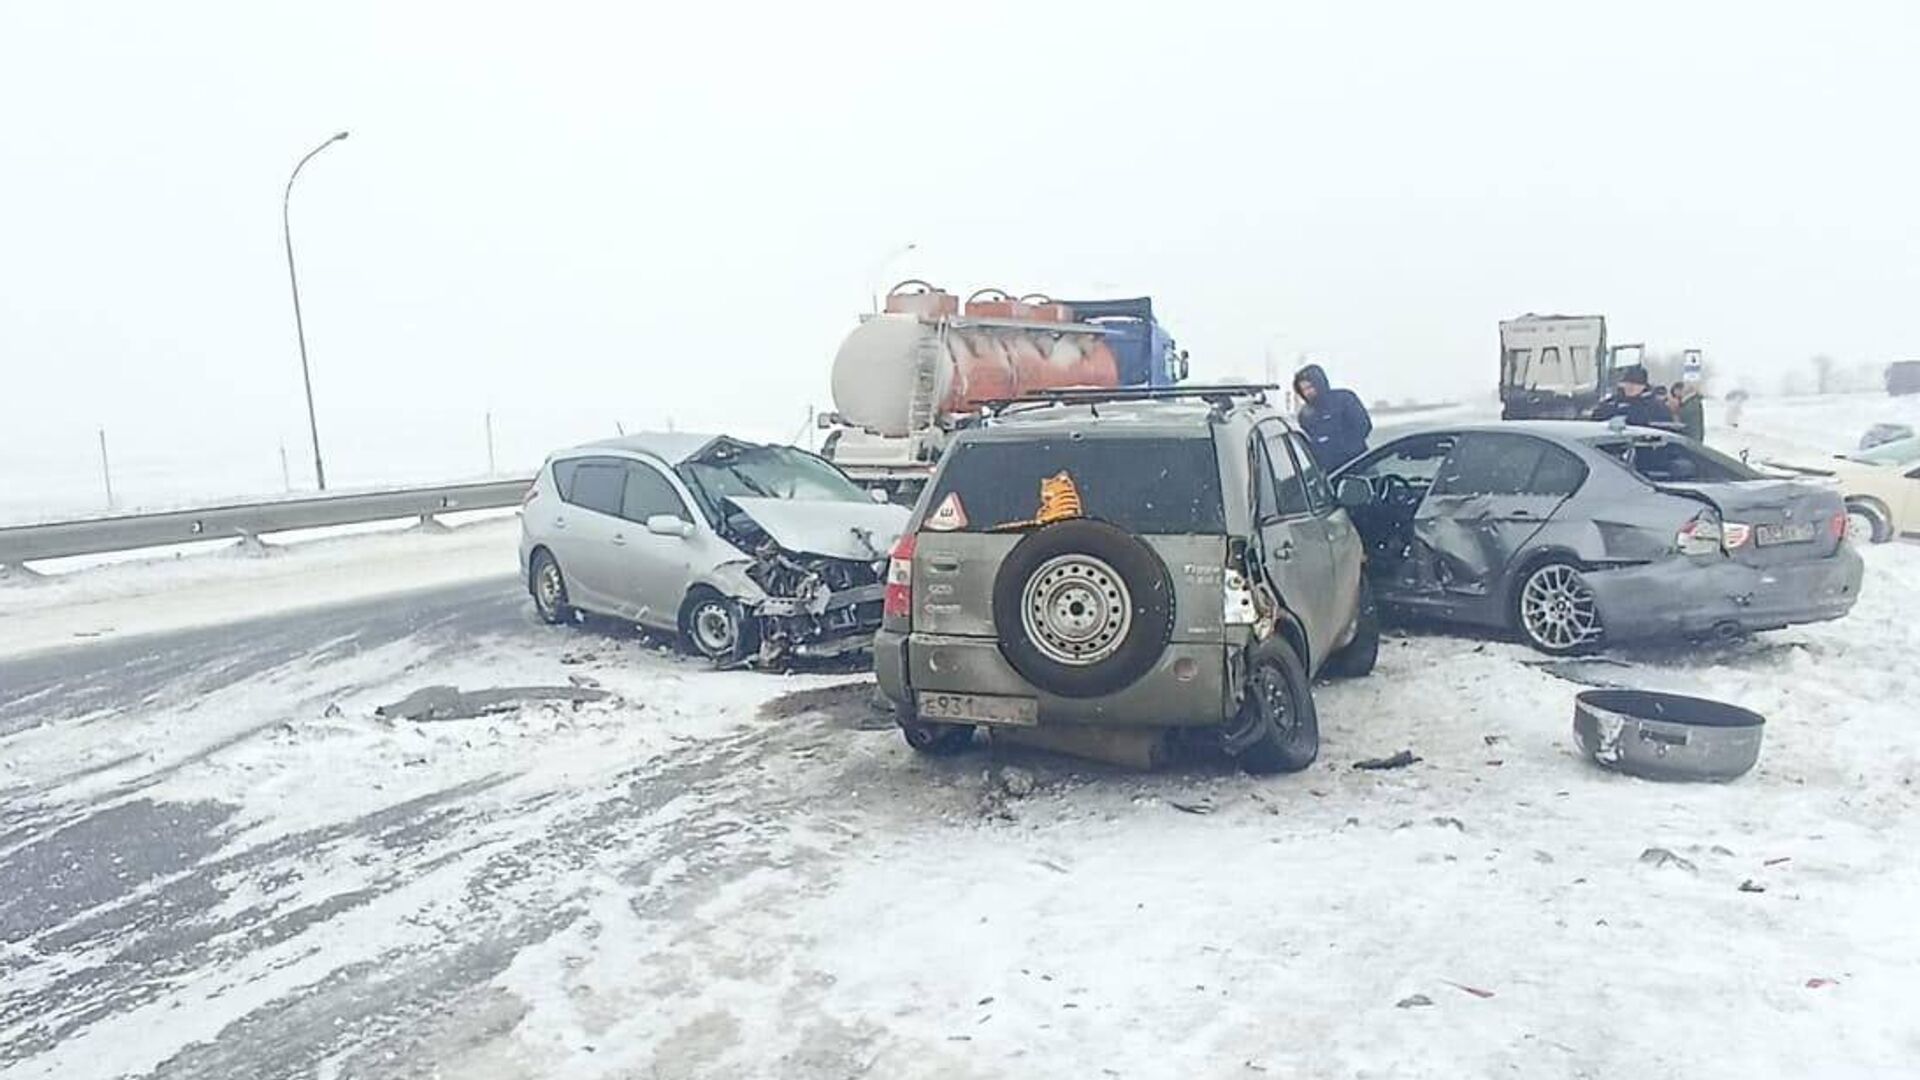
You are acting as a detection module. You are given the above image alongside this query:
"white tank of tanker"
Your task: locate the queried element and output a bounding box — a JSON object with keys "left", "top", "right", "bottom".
{"left": 830, "top": 283, "right": 1125, "bottom": 437}
{"left": 831, "top": 312, "right": 952, "bottom": 439}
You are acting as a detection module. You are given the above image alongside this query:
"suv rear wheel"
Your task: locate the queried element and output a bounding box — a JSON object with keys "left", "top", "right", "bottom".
{"left": 898, "top": 714, "right": 976, "bottom": 756}
{"left": 1234, "top": 637, "right": 1319, "bottom": 774}
{"left": 991, "top": 519, "right": 1174, "bottom": 699}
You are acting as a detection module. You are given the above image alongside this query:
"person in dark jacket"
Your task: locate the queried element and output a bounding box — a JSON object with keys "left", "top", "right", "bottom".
{"left": 1293, "top": 364, "right": 1372, "bottom": 471}
{"left": 1672, "top": 381, "right": 1706, "bottom": 441}
{"left": 1589, "top": 365, "right": 1673, "bottom": 428}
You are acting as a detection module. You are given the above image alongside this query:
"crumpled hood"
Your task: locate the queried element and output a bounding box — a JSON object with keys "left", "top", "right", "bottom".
{"left": 725, "top": 496, "right": 909, "bottom": 561}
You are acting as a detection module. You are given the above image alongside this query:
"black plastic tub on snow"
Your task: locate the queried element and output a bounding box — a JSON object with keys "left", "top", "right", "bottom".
{"left": 1572, "top": 690, "right": 1766, "bottom": 782}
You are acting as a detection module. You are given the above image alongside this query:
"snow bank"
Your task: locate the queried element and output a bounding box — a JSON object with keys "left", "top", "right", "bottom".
{"left": 0, "top": 517, "right": 520, "bottom": 657}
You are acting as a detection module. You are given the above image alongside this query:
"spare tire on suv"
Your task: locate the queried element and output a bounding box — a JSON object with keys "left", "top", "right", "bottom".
{"left": 990, "top": 519, "right": 1174, "bottom": 699}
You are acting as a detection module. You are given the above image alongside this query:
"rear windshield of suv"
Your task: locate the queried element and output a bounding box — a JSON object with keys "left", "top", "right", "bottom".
{"left": 922, "top": 436, "right": 1225, "bottom": 534}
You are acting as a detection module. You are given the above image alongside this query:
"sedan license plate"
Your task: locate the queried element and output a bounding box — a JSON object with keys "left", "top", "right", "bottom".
{"left": 1755, "top": 521, "right": 1819, "bottom": 547}
{"left": 918, "top": 691, "right": 1038, "bottom": 727}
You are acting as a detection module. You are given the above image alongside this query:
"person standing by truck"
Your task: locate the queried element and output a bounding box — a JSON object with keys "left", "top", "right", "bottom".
{"left": 1589, "top": 365, "right": 1672, "bottom": 428}
{"left": 1293, "top": 364, "right": 1373, "bottom": 470}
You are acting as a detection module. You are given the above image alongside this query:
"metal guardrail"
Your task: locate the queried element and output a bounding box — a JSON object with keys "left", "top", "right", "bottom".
{"left": 0, "top": 478, "right": 533, "bottom": 568}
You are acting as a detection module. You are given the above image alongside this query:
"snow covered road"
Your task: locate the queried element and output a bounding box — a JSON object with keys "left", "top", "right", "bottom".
{"left": 4, "top": 538, "right": 1920, "bottom": 1077}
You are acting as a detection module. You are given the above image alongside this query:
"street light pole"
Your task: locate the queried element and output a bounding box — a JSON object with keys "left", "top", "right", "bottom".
{"left": 867, "top": 241, "right": 918, "bottom": 313}
{"left": 283, "top": 130, "right": 349, "bottom": 490}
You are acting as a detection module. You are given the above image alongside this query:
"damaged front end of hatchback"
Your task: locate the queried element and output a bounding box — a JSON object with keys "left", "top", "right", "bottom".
{"left": 713, "top": 497, "right": 900, "bottom": 665}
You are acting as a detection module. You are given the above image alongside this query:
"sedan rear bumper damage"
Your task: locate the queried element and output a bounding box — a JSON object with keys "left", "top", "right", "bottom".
{"left": 1585, "top": 546, "right": 1864, "bottom": 641}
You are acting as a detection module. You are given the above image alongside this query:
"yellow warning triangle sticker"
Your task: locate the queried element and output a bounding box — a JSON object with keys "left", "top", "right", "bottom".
{"left": 925, "top": 491, "right": 968, "bottom": 531}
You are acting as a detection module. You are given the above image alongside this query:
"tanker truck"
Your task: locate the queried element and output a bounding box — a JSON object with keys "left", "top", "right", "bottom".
{"left": 818, "top": 281, "right": 1189, "bottom": 499}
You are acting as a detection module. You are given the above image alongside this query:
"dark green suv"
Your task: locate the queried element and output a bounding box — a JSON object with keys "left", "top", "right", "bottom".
{"left": 873, "top": 388, "right": 1377, "bottom": 774}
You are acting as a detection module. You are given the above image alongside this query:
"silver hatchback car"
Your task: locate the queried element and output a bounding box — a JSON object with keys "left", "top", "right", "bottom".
{"left": 519, "top": 434, "right": 910, "bottom": 664}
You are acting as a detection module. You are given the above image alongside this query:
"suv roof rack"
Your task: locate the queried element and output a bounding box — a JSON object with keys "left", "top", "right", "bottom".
{"left": 980, "top": 383, "right": 1279, "bottom": 417}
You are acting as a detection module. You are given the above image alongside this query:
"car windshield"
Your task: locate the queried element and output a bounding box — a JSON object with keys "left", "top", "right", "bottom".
{"left": 1844, "top": 436, "right": 1920, "bottom": 467}
{"left": 676, "top": 443, "right": 867, "bottom": 511}
{"left": 922, "top": 436, "right": 1225, "bottom": 534}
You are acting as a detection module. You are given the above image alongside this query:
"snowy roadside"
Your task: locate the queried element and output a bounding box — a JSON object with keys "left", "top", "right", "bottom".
{"left": 0, "top": 516, "right": 520, "bottom": 657}
{"left": 1716, "top": 391, "right": 1920, "bottom": 459}
{"left": 465, "top": 547, "right": 1920, "bottom": 1079}
{"left": 5, "top": 546, "right": 1914, "bottom": 1077}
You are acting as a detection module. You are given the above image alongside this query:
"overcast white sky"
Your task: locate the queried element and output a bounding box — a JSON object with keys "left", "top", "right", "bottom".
{"left": 3, "top": 1, "right": 1917, "bottom": 515}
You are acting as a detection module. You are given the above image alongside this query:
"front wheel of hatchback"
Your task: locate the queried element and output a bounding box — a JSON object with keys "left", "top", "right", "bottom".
{"left": 1513, "top": 560, "right": 1604, "bottom": 655}
{"left": 681, "top": 588, "right": 757, "bottom": 663}
{"left": 1234, "top": 637, "right": 1320, "bottom": 775}
{"left": 529, "top": 549, "right": 576, "bottom": 625}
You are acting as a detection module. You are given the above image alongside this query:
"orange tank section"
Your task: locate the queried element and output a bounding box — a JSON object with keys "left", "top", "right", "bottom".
{"left": 941, "top": 329, "right": 1122, "bottom": 414}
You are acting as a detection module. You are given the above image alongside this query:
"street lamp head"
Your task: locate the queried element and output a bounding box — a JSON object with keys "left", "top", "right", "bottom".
{"left": 332, "top": 131, "right": 350, "bottom": 142}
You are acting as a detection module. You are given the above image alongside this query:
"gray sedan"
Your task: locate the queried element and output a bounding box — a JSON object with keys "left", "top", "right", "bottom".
{"left": 1334, "top": 421, "right": 1864, "bottom": 653}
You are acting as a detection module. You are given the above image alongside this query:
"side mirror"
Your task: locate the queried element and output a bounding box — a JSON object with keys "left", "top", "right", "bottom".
{"left": 646, "top": 514, "right": 694, "bottom": 538}
{"left": 1335, "top": 476, "right": 1373, "bottom": 510}
{"left": 868, "top": 488, "right": 891, "bottom": 504}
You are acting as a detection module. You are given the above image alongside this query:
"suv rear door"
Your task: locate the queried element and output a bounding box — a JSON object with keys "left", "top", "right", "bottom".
{"left": 910, "top": 433, "right": 1228, "bottom": 644}
{"left": 1251, "top": 421, "right": 1342, "bottom": 665}
{"left": 1283, "top": 428, "right": 1365, "bottom": 642}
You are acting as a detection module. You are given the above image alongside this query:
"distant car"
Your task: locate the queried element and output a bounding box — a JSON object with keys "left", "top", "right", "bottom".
{"left": 1888, "top": 361, "right": 1920, "bottom": 397}
{"left": 518, "top": 434, "right": 909, "bottom": 664}
{"left": 1759, "top": 436, "right": 1920, "bottom": 545}
{"left": 874, "top": 387, "right": 1377, "bottom": 775}
{"left": 1334, "top": 421, "right": 1864, "bottom": 654}
{"left": 1859, "top": 423, "right": 1914, "bottom": 451}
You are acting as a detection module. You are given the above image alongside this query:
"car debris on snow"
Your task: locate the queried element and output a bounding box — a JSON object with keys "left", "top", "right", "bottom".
{"left": 997, "top": 766, "right": 1037, "bottom": 799}
{"left": 374, "top": 684, "right": 610, "bottom": 722}
{"left": 1395, "top": 993, "right": 1435, "bottom": 1009}
{"left": 1353, "top": 749, "right": 1421, "bottom": 770}
{"left": 1638, "top": 847, "right": 1699, "bottom": 873}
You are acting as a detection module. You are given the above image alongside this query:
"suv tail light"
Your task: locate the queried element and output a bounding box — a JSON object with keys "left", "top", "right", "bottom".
{"left": 1721, "top": 522, "right": 1753, "bottom": 550}
{"left": 1677, "top": 513, "right": 1724, "bottom": 556}
{"left": 1223, "top": 567, "right": 1257, "bottom": 626}
{"left": 883, "top": 534, "right": 916, "bottom": 619}
{"left": 1829, "top": 511, "right": 1848, "bottom": 541}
